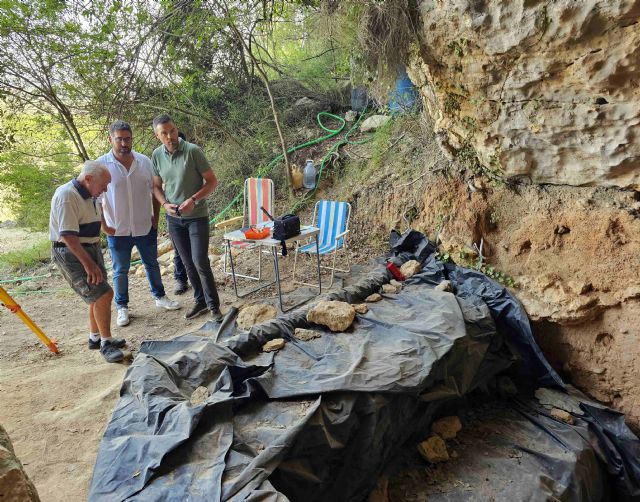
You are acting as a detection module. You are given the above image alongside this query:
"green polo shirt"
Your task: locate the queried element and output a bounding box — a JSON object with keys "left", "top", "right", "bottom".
{"left": 151, "top": 138, "right": 211, "bottom": 219}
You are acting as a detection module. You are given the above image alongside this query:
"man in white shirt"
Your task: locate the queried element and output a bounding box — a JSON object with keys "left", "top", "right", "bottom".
{"left": 98, "top": 121, "right": 179, "bottom": 326}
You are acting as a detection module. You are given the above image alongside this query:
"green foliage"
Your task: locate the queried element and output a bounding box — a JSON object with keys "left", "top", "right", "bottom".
{"left": 449, "top": 247, "right": 518, "bottom": 288}
{"left": 443, "top": 93, "right": 461, "bottom": 115}
{"left": 435, "top": 251, "right": 453, "bottom": 263}
{"left": 462, "top": 116, "right": 477, "bottom": 132}
{"left": 369, "top": 118, "right": 394, "bottom": 169}
{"left": 479, "top": 265, "right": 517, "bottom": 288}
{"left": 0, "top": 112, "right": 81, "bottom": 229}
{"left": 447, "top": 38, "right": 469, "bottom": 58}
{"left": 0, "top": 0, "right": 354, "bottom": 233}
{"left": 0, "top": 238, "right": 50, "bottom": 272}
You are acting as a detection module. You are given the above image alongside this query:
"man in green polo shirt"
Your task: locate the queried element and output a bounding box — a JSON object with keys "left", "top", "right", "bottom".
{"left": 151, "top": 114, "right": 223, "bottom": 321}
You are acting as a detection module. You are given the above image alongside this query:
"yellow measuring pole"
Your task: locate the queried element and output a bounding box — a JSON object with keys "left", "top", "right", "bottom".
{"left": 0, "top": 285, "right": 59, "bottom": 354}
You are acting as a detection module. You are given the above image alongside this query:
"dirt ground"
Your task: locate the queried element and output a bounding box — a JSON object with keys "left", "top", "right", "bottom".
{"left": 0, "top": 231, "right": 356, "bottom": 501}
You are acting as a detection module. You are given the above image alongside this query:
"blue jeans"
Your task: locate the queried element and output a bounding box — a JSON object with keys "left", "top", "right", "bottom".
{"left": 107, "top": 227, "right": 166, "bottom": 308}
{"left": 166, "top": 215, "right": 219, "bottom": 309}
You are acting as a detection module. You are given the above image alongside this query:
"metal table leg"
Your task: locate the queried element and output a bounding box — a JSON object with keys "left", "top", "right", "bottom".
{"left": 275, "top": 236, "right": 322, "bottom": 313}
{"left": 226, "top": 239, "right": 276, "bottom": 299}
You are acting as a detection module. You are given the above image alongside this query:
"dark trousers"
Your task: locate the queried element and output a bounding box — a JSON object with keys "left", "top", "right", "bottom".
{"left": 170, "top": 235, "right": 188, "bottom": 283}
{"left": 167, "top": 215, "right": 219, "bottom": 309}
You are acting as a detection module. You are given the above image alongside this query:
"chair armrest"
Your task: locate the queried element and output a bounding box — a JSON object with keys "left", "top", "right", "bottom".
{"left": 334, "top": 230, "right": 350, "bottom": 240}
{"left": 215, "top": 215, "right": 243, "bottom": 230}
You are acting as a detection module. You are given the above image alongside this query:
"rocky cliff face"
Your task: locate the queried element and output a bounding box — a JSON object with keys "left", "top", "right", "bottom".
{"left": 410, "top": 0, "right": 640, "bottom": 188}
{"left": 344, "top": 109, "right": 640, "bottom": 431}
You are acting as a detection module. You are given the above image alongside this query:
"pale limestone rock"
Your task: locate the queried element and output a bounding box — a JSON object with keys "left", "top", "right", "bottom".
{"left": 400, "top": 260, "right": 421, "bottom": 278}
{"left": 431, "top": 416, "right": 462, "bottom": 439}
{"left": 435, "top": 280, "right": 452, "bottom": 292}
{"left": 360, "top": 114, "right": 391, "bottom": 133}
{"left": 307, "top": 301, "right": 356, "bottom": 332}
{"left": 190, "top": 386, "right": 209, "bottom": 406}
{"left": 237, "top": 304, "right": 278, "bottom": 331}
{"left": 412, "top": 0, "right": 640, "bottom": 189}
{"left": 365, "top": 293, "right": 383, "bottom": 303}
{"left": 134, "top": 266, "right": 146, "bottom": 278}
{"left": 381, "top": 284, "right": 398, "bottom": 294}
{"left": 390, "top": 279, "right": 403, "bottom": 288}
{"left": 417, "top": 435, "right": 449, "bottom": 463}
{"left": 352, "top": 303, "right": 369, "bottom": 314}
{"left": 263, "top": 338, "right": 286, "bottom": 352}
{"left": 550, "top": 408, "right": 575, "bottom": 425}
{"left": 294, "top": 328, "right": 322, "bottom": 341}
{"left": 160, "top": 266, "right": 169, "bottom": 277}
{"left": 157, "top": 239, "right": 173, "bottom": 257}
{"left": 568, "top": 281, "right": 593, "bottom": 295}
{"left": 345, "top": 110, "right": 358, "bottom": 122}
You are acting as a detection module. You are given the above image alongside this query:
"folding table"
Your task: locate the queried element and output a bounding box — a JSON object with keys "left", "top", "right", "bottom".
{"left": 223, "top": 224, "right": 321, "bottom": 312}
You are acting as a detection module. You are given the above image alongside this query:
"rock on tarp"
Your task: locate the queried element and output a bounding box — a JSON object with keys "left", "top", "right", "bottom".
{"left": 89, "top": 230, "right": 640, "bottom": 501}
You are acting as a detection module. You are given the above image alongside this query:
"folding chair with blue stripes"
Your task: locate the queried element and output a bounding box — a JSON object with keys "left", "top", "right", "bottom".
{"left": 292, "top": 200, "right": 351, "bottom": 289}
{"left": 217, "top": 177, "right": 274, "bottom": 281}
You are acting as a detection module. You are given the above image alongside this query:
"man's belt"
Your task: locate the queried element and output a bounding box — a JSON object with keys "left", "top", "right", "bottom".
{"left": 52, "top": 241, "right": 98, "bottom": 248}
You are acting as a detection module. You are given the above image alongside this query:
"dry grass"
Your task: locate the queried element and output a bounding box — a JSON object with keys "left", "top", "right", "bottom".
{"left": 356, "top": 0, "right": 418, "bottom": 97}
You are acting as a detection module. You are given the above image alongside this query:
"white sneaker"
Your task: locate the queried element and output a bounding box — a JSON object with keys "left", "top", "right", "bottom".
{"left": 116, "top": 307, "right": 130, "bottom": 327}
{"left": 155, "top": 296, "right": 180, "bottom": 310}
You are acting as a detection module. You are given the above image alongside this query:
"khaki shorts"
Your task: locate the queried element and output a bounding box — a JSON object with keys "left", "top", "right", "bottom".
{"left": 52, "top": 243, "right": 112, "bottom": 304}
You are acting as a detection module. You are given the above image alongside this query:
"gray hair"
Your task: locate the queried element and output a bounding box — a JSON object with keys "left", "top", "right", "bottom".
{"left": 80, "top": 160, "right": 108, "bottom": 178}
{"left": 109, "top": 120, "right": 132, "bottom": 136}
{"left": 152, "top": 113, "right": 174, "bottom": 130}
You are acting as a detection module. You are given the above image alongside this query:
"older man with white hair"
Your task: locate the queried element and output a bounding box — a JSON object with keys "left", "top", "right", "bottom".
{"left": 49, "top": 161, "right": 125, "bottom": 363}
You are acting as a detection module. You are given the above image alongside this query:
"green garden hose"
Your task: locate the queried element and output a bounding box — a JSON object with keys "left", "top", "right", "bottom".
{"left": 2, "top": 109, "right": 371, "bottom": 286}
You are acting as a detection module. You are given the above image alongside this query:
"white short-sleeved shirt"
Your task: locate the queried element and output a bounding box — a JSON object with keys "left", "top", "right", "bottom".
{"left": 97, "top": 151, "right": 154, "bottom": 237}
{"left": 49, "top": 179, "right": 102, "bottom": 244}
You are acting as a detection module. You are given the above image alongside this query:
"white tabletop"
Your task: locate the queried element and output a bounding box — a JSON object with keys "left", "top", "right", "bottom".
{"left": 223, "top": 223, "right": 319, "bottom": 247}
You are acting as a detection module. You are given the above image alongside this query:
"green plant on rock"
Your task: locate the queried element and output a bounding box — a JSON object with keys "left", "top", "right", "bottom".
{"left": 480, "top": 265, "right": 517, "bottom": 288}
{"left": 435, "top": 251, "right": 453, "bottom": 263}
{"left": 447, "top": 38, "right": 469, "bottom": 58}
{"left": 461, "top": 116, "right": 477, "bottom": 132}
{"left": 443, "top": 92, "right": 461, "bottom": 115}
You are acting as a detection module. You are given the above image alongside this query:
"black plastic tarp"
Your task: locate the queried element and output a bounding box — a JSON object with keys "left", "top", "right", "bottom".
{"left": 89, "top": 230, "right": 640, "bottom": 501}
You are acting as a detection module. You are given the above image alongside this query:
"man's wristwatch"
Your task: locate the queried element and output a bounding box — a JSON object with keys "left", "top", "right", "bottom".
{"left": 191, "top": 196, "right": 197, "bottom": 203}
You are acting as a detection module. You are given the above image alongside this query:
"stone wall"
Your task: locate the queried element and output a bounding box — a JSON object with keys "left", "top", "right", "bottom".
{"left": 410, "top": 0, "right": 640, "bottom": 188}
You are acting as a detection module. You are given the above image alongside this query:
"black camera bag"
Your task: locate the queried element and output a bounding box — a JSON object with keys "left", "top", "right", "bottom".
{"left": 260, "top": 207, "right": 300, "bottom": 255}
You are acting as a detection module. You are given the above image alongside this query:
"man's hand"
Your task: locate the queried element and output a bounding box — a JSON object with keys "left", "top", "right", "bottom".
{"left": 83, "top": 260, "right": 104, "bottom": 285}
{"left": 164, "top": 203, "right": 180, "bottom": 217}
{"left": 60, "top": 234, "right": 104, "bottom": 285}
{"left": 103, "top": 224, "right": 116, "bottom": 235}
{"left": 178, "top": 197, "right": 195, "bottom": 215}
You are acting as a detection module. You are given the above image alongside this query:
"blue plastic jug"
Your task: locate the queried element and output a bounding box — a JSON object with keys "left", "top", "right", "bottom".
{"left": 303, "top": 159, "right": 316, "bottom": 189}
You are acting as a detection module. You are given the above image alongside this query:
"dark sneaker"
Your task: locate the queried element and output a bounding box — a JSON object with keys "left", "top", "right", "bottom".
{"left": 89, "top": 337, "right": 126, "bottom": 350}
{"left": 210, "top": 307, "right": 224, "bottom": 322}
{"left": 100, "top": 340, "right": 125, "bottom": 363}
{"left": 174, "top": 282, "right": 189, "bottom": 295}
{"left": 185, "top": 302, "right": 208, "bottom": 320}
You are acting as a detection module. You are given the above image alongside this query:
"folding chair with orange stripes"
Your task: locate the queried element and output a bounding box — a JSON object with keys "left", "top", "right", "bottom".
{"left": 218, "top": 177, "right": 274, "bottom": 281}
